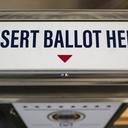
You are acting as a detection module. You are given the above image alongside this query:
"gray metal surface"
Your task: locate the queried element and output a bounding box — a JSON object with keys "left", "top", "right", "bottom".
{"left": 0, "top": 10, "right": 128, "bottom": 20}
{"left": 0, "top": 71, "right": 127, "bottom": 102}
{"left": 0, "top": 71, "right": 128, "bottom": 86}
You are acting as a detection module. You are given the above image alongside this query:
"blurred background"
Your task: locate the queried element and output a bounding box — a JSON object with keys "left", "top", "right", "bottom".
{"left": 0, "top": 0, "right": 127, "bottom": 9}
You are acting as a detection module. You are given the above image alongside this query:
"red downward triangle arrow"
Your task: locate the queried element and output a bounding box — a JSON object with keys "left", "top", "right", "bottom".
{"left": 58, "top": 55, "right": 72, "bottom": 63}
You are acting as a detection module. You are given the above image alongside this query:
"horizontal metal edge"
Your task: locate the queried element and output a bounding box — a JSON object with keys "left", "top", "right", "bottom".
{"left": 0, "top": 10, "right": 128, "bottom": 20}
{"left": 0, "top": 95, "right": 126, "bottom": 103}
{"left": 0, "top": 70, "right": 127, "bottom": 86}
{"left": 0, "top": 86, "right": 127, "bottom": 102}
{"left": 0, "top": 86, "right": 127, "bottom": 97}
{"left": 0, "top": 78, "right": 128, "bottom": 86}
{"left": 0, "top": 70, "right": 128, "bottom": 78}
{"left": 0, "top": 70, "right": 128, "bottom": 75}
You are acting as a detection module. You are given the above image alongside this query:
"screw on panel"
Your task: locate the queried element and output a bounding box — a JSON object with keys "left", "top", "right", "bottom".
{"left": 61, "top": 73, "right": 69, "bottom": 77}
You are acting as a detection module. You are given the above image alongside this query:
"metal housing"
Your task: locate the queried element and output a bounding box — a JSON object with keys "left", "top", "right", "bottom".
{"left": 0, "top": 10, "right": 127, "bottom": 103}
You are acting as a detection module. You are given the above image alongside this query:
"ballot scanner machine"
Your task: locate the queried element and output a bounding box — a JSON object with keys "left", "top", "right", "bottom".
{"left": 0, "top": 10, "right": 127, "bottom": 128}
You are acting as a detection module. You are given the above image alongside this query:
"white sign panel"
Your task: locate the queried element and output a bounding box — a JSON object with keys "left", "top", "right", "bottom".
{"left": 13, "top": 102, "right": 121, "bottom": 128}
{"left": 0, "top": 22, "right": 128, "bottom": 70}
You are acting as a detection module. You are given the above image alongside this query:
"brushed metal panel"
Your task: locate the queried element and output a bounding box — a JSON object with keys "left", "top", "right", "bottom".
{"left": 0, "top": 10, "right": 128, "bottom": 20}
